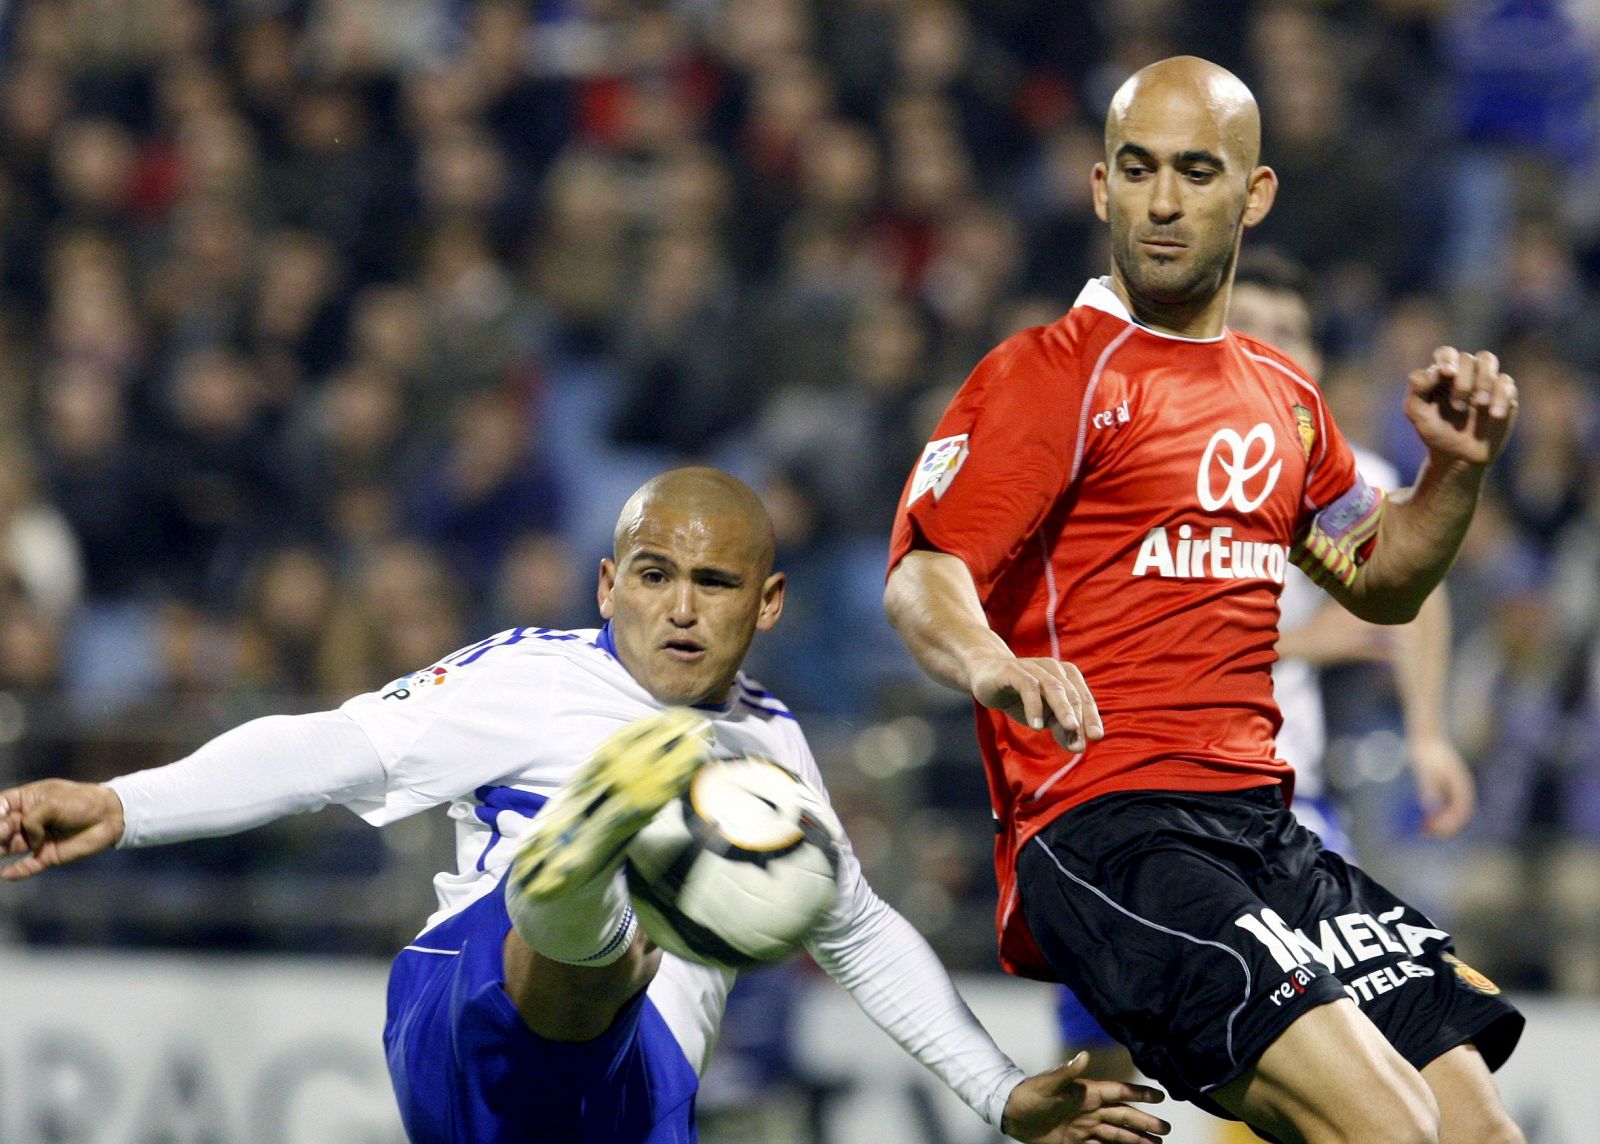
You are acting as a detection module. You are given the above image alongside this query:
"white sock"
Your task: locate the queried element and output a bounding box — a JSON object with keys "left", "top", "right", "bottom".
{"left": 505, "top": 869, "right": 638, "bottom": 967}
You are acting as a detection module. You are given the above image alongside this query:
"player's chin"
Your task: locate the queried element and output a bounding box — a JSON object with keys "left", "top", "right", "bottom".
{"left": 646, "top": 660, "right": 728, "bottom": 709}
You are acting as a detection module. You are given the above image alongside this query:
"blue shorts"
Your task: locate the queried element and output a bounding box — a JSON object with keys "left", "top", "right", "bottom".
{"left": 1056, "top": 985, "right": 1119, "bottom": 1050}
{"left": 384, "top": 877, "right": 700, "bottom": 1143}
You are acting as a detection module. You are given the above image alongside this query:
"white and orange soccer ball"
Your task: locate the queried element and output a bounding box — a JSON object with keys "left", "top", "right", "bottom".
{"left": 624, "top": 757, "right": 842, "bottom": 969}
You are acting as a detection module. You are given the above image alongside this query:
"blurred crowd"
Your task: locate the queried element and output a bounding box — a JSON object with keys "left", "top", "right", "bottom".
{"left": 0, "top": 0, "right": 1595, "bottom": 991}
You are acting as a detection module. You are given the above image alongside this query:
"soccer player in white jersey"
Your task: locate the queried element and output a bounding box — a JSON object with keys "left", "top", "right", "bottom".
{"left": 1227, "top": 250, "right": 1476, "bottom": 851}
{"left": 0, "top": 467, "right": 1169, "bottom": 1144}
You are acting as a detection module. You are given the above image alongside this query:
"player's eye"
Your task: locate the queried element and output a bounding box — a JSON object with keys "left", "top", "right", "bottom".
{"left": 1185, "top": 168, "right": 1217, "bottom": 183}
{"left": 1122, "top": 164, "right": 1150, "bottom": 179}
{"left": 640, "top": 569, "right": 668, "bottom": 585}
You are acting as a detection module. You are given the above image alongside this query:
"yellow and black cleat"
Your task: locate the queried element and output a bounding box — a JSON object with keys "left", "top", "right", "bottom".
{"left": 510, "top": 708, "right": 713, "bottom": 901}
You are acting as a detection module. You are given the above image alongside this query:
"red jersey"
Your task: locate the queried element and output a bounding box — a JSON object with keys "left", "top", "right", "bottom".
{"left": 887, "top": 279, "right": 1384, "bottom": 977}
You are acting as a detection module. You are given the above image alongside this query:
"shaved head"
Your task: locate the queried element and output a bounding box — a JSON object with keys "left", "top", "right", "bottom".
{"left": 1092, "top": 55, "right": 1276, "bottom": 336}
{"left": 614, "top": 467, "right": 776, "bottom": 577}
{"left": 602, "top": 467, "right": 784, "bottom": 706}
{"left": 1107, "top": 56, "right": 1261, "bottom": 170}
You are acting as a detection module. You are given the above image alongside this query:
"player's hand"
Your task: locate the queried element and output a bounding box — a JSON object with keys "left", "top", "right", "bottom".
{"left": 1410, "top": 735, "right": 1475, "bottom": 839}
{"left": 969, "top": 654, "right": 1103, "bottom": 752}
{"left": 0, "top": 779, "right": 125, "bottom": 881}
{"left": 1002, "top": 1052, "right": 1169, "bottom": 1143}
{"left": 1404, "top": 347, "right": 1517, "bottom": 467}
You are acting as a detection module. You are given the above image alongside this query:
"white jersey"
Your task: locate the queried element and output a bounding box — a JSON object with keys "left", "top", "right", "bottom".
{"left": 337, "top": 625, "right": 841, "bottom": 1074}
{"left": 338, "top": 626, "right": 825, "bottom": 931}
{"left": 108, "top": 624, "right": 1027, "bottom": 1128}
{"left": 1273, "top": 446, "right": 1399, "bottom": 799}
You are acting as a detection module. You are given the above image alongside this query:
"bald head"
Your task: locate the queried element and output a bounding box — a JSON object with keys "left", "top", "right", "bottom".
{"left": 614, "top": 467, "right": 775, "bottom": 576}
{"left": 1091, "top": 55, "right": 1276, "bottom": 336}
{"left": 1107, "top": 56, "right": 1261, "bottom": 170}
{"left": 602, "top": 467, "right": 784, "bottom": 705}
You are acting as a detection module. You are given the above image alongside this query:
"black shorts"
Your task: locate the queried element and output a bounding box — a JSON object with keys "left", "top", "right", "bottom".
{"left": 1017, "top": 786, "right": 1523, "bottom": 1116}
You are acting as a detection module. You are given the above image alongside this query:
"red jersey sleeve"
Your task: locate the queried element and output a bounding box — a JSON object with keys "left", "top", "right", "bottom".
{"left": 1291, "top": 382, "right": 1386, "bottom": 589}
{"left": 888, "top": 325, "right": 1085, "bottom": 598}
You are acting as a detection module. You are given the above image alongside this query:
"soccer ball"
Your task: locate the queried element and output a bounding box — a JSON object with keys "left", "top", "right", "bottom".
{"left": 624, "top": 757, "right": 842, "bottom": 969}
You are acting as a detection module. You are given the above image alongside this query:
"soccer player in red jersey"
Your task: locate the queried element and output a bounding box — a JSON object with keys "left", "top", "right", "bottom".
{"left": 886, "top": 57, "right": 1524, "bottom": 1144}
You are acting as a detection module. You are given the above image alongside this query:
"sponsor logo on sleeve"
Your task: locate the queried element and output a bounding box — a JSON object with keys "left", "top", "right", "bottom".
{"left": 908, "top": 434, "right": 970, "bottom": 505}
{"left": 381, "top": 665, "right": 449, "bottom": 701}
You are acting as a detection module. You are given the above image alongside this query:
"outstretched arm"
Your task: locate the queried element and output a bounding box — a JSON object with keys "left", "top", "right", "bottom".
{"left": 1, "top": 711, "right": 385, "bottom": 880}
{"left": 808, "top": 876, "right": 1167, "bottom": 1143}
{"left": 1322, "top": 348, "right": 1516, "bottom": 624}
{"left": 0, "top": 780, "right": 125, "bottom": 880}
{"left": 884, "top": 550, "right": 1103, "bottom": 752}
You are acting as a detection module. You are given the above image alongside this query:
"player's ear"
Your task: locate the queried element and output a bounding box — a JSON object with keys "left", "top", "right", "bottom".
{"left": 755, "top": 572, "right": 786, "bottom": 632}
{"left": 1242, "top": 165, "right": 1277, "bottom": 228}
{"left": 1091, "top": 161, "right": 1110, "bottom": 223}
{"left": 597, "top": 559, "right": 617, "bottom": 619}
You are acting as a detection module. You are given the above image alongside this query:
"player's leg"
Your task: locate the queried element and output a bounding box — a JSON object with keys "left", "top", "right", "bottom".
{"left": 385, "top": 711, "right": 714, "bottom": 1141}
{"left": 1235, "top": 816, "right": 1524, "bottom": 1144}
{"left": 386, "top": 887, "right": 700, "bottom": 1143}
{"left": 503, "top": 921, "right": 661, "bottom": 1041}
{"left": 503, "top": 707, "right": 714, "bottom": 1038}
{"left": 1209, "top": 999, "right": 1439, "bottom": 1144}
{"left": 1014, "top": 787, "right": 1513, "bottom": 1144}
{"left": 1420, "top": 1044, "right": 1524, "bottom": 1144}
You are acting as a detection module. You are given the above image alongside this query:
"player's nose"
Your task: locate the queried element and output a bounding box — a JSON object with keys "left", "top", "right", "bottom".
{"left": 1149, "top": 168, "right": 1182, "bottom": 221}
{"left": 668, "top": 583, "right": 697, "bottom": 625}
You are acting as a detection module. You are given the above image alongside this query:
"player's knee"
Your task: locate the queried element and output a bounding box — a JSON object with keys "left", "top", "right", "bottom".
{"left": 504, "top": 929, "right": 662, "bottom": 1041}
{"left": 1334, "top": 1067, "right": 1438, "bottom": 1144}
{"left": 1461, "top": 1115, "right": 1523, "bottom": 1144}
{"left": 1393, "top": 1070, "right": 1442, "bottom": 1144}
{"left": 1384, "top": 1117, "right": 1440, "bottom": 1144}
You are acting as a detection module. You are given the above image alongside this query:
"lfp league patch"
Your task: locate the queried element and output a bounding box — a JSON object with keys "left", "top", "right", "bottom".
{"left": 908, "top": 434, "right": 969, "bottom": 505}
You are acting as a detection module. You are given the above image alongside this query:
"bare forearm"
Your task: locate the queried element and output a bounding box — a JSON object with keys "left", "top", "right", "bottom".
{"left": 1394, "top": 587, "right": 1452, "bottom": 742}
{"left": 886, "top": 550, "right": 1104, "bottom": 750}
{"left": 884, "top": 550, "right": 1012, "bottom": 693}
{"left": 1340, "top": 454, "right": 1486, "bottom": 624}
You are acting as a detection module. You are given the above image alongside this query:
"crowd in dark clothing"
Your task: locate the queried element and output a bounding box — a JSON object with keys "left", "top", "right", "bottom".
{"left": 0, "top": 0, "right": 1594, "bottom": 984}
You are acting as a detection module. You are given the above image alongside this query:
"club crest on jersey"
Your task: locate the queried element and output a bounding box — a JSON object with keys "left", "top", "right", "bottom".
{"left": 908, "top": 434, "right": 969, "bottom": 505}
{"left": 1292, "top": 404, "right": 1316, "bottom": 458}
{"left": 1442, "top": 953, "right": 1501, "bottom": 995}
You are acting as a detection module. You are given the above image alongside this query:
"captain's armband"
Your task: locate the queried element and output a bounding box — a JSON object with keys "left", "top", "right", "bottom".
{"left": 1291, "top": 476, "right": 1385, "bottom": 589}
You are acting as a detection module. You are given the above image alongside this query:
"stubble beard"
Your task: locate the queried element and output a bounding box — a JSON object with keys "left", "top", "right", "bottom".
{"left": 1114, "top": 227, "right": 1238, "bottom": 313}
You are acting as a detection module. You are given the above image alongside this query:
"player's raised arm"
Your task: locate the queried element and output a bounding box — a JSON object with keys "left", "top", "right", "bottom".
{"left": 1322, "top": 347, "right": 1517, "bottom": 624}
{"left": 885, "top": 550, "right": 1102, "bottom": 753}
{"left": 0, "top": 780, "right": 125, "bottom": 881}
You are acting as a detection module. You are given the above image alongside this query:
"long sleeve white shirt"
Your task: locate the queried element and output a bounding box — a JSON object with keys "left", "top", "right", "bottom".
{"left": 108, "top": 625, "right": 1025, "bottom": 1129}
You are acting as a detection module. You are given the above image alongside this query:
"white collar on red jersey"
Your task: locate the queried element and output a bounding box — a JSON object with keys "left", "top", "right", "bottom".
{"left": 1073, "top": 277, "right": 1228, "bottom": 344}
